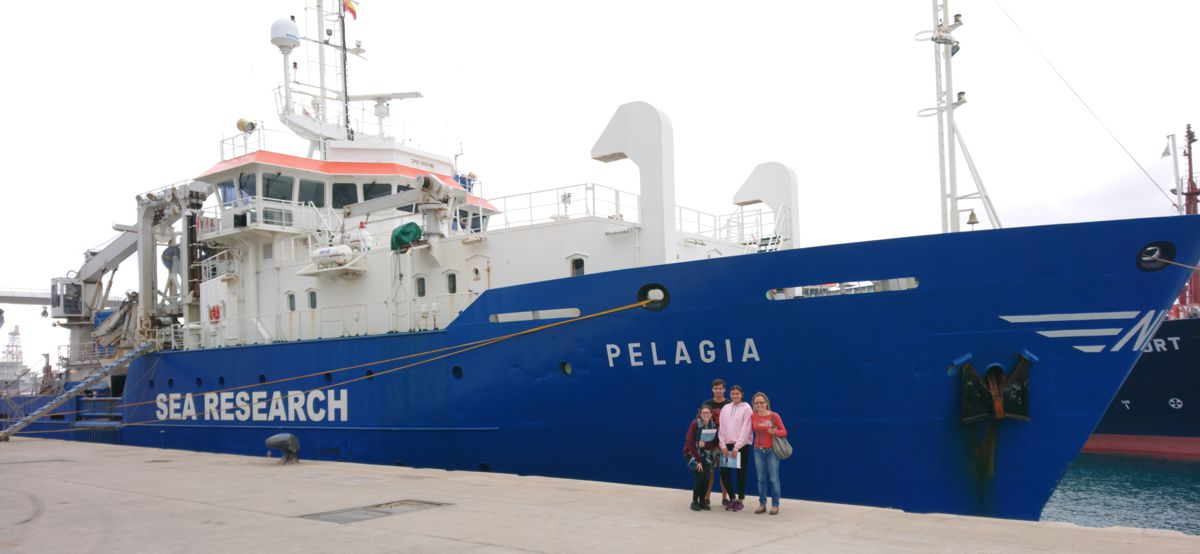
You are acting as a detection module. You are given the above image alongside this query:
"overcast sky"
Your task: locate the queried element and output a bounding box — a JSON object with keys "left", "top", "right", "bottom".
{"left": 3, "top": 0, "right": 1198, "bottom": 366}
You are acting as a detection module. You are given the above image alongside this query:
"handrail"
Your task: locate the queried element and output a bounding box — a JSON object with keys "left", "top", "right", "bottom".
{"left": 156, "top": 290, "right": 482, "bottom": 350}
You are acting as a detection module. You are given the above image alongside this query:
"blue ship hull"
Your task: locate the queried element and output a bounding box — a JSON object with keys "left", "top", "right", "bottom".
{"left": 12, "top": 216, "right": 1200, "bottom": 520}
{"left": 1086, "top": 317, "right": 1200, "bottom": 458}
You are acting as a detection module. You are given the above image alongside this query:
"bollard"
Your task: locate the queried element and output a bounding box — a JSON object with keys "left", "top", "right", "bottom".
{"left": 265, "top": 433, "right": 300, "bottom": 464}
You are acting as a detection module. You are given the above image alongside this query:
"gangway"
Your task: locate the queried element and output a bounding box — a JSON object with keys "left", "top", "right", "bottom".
{"left": 0, "top": 343, "right": 153, "bottom": 441}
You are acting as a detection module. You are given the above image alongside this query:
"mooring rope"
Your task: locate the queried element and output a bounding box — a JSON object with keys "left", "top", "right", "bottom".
{"left": 12, "top": 298, "right": 650, "bottom": 435}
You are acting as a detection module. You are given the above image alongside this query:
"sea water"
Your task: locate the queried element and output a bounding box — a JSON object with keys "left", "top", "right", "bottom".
{"left": 1041, "top": 454, "right": 1200, "bottom": 535}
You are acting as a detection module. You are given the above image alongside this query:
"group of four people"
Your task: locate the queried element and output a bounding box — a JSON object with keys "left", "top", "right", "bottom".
{"left": 684, "top": 379, "right": 787, "bottom": 514}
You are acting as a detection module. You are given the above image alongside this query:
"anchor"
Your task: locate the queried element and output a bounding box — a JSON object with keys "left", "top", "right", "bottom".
{"left": 959, "top": 349, "right": 1037, "bottom": 423}
{"left": 953, "top": 349, "right": 1037, "bottom": 491}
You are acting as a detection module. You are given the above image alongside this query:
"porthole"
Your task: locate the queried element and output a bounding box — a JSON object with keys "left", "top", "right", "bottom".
{"left": 366, "top": 370, "right": 375, "bottom": 380}
{"left": 167, "top": 378, "right": 175, "bottom": 388}
{"left": 218, "top": 376, "right": 226, "bottom": 387}
{"left": 258, "top": 374, "right": 267, "bottom": 384}
{"left": 452, "top": 366, "right": 463, "bottom": 379}
{"left": 149, "top": 379, "right": 155, "bottom": 389}
{"left": 324, "top": 372, "right": 333, "bottom": 383}
{"left": 478, "top": 463, "right": 491, "bottom": 472}
{"left": 560, "top": 361, "right": 573, "bottom": 376}
{"left": 195, "top": 377, "right": 203, "bottom": 387}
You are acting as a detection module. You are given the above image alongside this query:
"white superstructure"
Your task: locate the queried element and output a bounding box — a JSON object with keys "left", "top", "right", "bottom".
{"left": 54, "top": 1, "right": 800, "bottom": 357}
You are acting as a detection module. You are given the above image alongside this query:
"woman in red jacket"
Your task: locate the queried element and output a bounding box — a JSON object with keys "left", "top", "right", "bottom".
{"left": 684, "top": 404, "right": 719, "bottom": 511}
{"left": 751, "top": 392, "right": 787, "bottom": 515}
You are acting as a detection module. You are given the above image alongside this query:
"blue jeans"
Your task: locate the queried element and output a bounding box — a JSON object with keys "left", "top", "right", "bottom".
{"left": 754, "top": 447, "right": 781, "bottom": 507}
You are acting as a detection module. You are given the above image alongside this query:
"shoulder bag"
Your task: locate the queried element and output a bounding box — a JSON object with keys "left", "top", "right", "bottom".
{"left": 770, "top": 417, "right": 793, "bottom": 460}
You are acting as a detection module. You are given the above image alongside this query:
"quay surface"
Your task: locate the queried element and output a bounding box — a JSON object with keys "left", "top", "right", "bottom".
{"left": 0, "top": 438, "right": 1196, "bottom": 553}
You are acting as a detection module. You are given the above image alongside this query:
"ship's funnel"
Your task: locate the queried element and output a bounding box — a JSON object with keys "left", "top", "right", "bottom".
{"left": 591, "top": 102, "right": 676, "bottom": 265}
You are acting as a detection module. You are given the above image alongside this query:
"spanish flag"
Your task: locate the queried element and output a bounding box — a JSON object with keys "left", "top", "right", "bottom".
{"left": 342, "top": 0, "right": 358, "bottom": 20}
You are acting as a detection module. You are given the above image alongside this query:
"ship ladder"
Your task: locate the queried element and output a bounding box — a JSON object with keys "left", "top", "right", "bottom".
{"left": 0, "top": 342, "right": 154, "bottom": 441}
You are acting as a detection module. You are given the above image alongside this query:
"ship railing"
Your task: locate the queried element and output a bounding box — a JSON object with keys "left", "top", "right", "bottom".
{"left": 56, "top": 342, "right": 103, "bottom": 365}
{"left": 141, "top": 327, "right": 185, "bottom": 351}
{"left": 271, "top": 88, "right": 412, "bottom": 152}
{"left": 476, "top": 182, "right": 777, "bottom": 245}
{"left": 712, "top": 207, "right": 777, "bottom": 246}
{"left": 196, "top": 197, "right": 338, "bottom": 240}
{"left": 1, "top": 365, "right": 37, "bottom": 398}
{"left": 483, "top": 184, "right": 640, "bottom": 231}
{"left": 220, "top": 120, "right": 266, "bottom": 160}
{"left": 137, "top": 180, "right": 194, "bottom": 203}
{"left": 677, "top": 205, "right": 722, "bottom": 237}
{"left": 198, "top": 250, "right": 239, "bottom": 282}
{"left": 406, "top": 291, "right": 481, "bottom": 332}
{"left": 166, "top": 290, "right": 483, "bottom": 350}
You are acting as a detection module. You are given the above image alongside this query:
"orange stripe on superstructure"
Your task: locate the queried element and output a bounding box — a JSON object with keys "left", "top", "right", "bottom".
{"left": 196, "top": 150, "right": 497, "bottom": 211}
{"left": 197, "top": 151, "right": 442, "bottom": 180}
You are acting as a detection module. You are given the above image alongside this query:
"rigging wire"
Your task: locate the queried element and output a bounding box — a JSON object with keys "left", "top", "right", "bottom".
{"left": 9, "top": 298, "right": 651, "bottom": 434}
{"left": 992, "top": 0, "right": 1176, "bottom": 207}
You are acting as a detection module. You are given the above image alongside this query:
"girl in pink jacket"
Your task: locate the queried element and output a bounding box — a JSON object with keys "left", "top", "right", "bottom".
{"left": 717, "top": 385, "right": 753, "bottom": 511}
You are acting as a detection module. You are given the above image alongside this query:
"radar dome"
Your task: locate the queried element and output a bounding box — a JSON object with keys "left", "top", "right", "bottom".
{"left": 271, "top": 18, "right": 301, "bottom": 53}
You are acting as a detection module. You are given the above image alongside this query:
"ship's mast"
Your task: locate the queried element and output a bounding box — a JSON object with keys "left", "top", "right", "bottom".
{"left": 316, "top": 1, "right": 329, "bottom": 125}
{"left": 921, "top": 0, "right": 1001, "bottom": 233}
{"left": 338, "top": 1, "right": 353, "bottom": 140}
{"left": 1180, "top": 125, "right": 1198, "bottom": 310}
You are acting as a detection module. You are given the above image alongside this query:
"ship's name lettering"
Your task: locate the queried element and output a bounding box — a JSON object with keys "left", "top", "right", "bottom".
{"left": 1141, "top": 336, "right": 1180, "bottom": 353}
{"left": 154, "top": 390, "right": 348, "bottom": 422}
{"left": 606, "top": 338, "right": 760, "bottom": 368}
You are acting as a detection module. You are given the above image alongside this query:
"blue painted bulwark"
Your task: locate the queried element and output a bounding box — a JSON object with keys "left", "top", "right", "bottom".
{"left": 16, "top": 215, "right": 1200, "bottom": 521}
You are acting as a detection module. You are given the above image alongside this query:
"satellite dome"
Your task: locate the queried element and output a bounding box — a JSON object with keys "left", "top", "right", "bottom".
{"left": 271, "top": 17, "right": 301, "bottom": 53}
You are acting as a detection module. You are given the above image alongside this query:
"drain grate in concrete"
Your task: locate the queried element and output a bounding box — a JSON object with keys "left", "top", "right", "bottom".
{"left": 300, "top": 499, "right": 449, "bottom": 524}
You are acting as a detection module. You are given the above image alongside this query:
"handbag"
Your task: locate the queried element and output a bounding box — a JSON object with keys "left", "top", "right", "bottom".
{"left": 770, "top": 418, "right": 793, "bottom": 460}
{"left": 772, "top": 435, "right": 793, "bottom": 460}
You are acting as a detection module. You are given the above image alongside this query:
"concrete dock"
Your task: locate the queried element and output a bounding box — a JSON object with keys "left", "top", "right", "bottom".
{"left": 1, "top": 438, "right": 1195, "bottom": 553}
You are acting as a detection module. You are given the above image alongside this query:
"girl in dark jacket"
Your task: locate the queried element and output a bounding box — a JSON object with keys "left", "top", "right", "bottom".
{"left": 684, "top": 404, "right": 719, "bottom": 511}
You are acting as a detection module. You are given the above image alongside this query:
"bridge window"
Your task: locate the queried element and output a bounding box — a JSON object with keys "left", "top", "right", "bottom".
{"left": 263, "top": 173, "right": 295, "bottom": 201}
{"left": 416, "top": 277, "right": 426, "bottom": 298}
{"left": 363, "top": 182, "right": 392, "bottom": 201}
{"left": 217, "top": 180, "right": 236, "bottom": 205}
{"left": 332, "top": 183, "right": 358, "bottom": 209}
{"left": 239, "top": 172, "right": 257, "bottom": 198}
{"left": 298, "top": 179, "right": 325, "bottom": 207}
